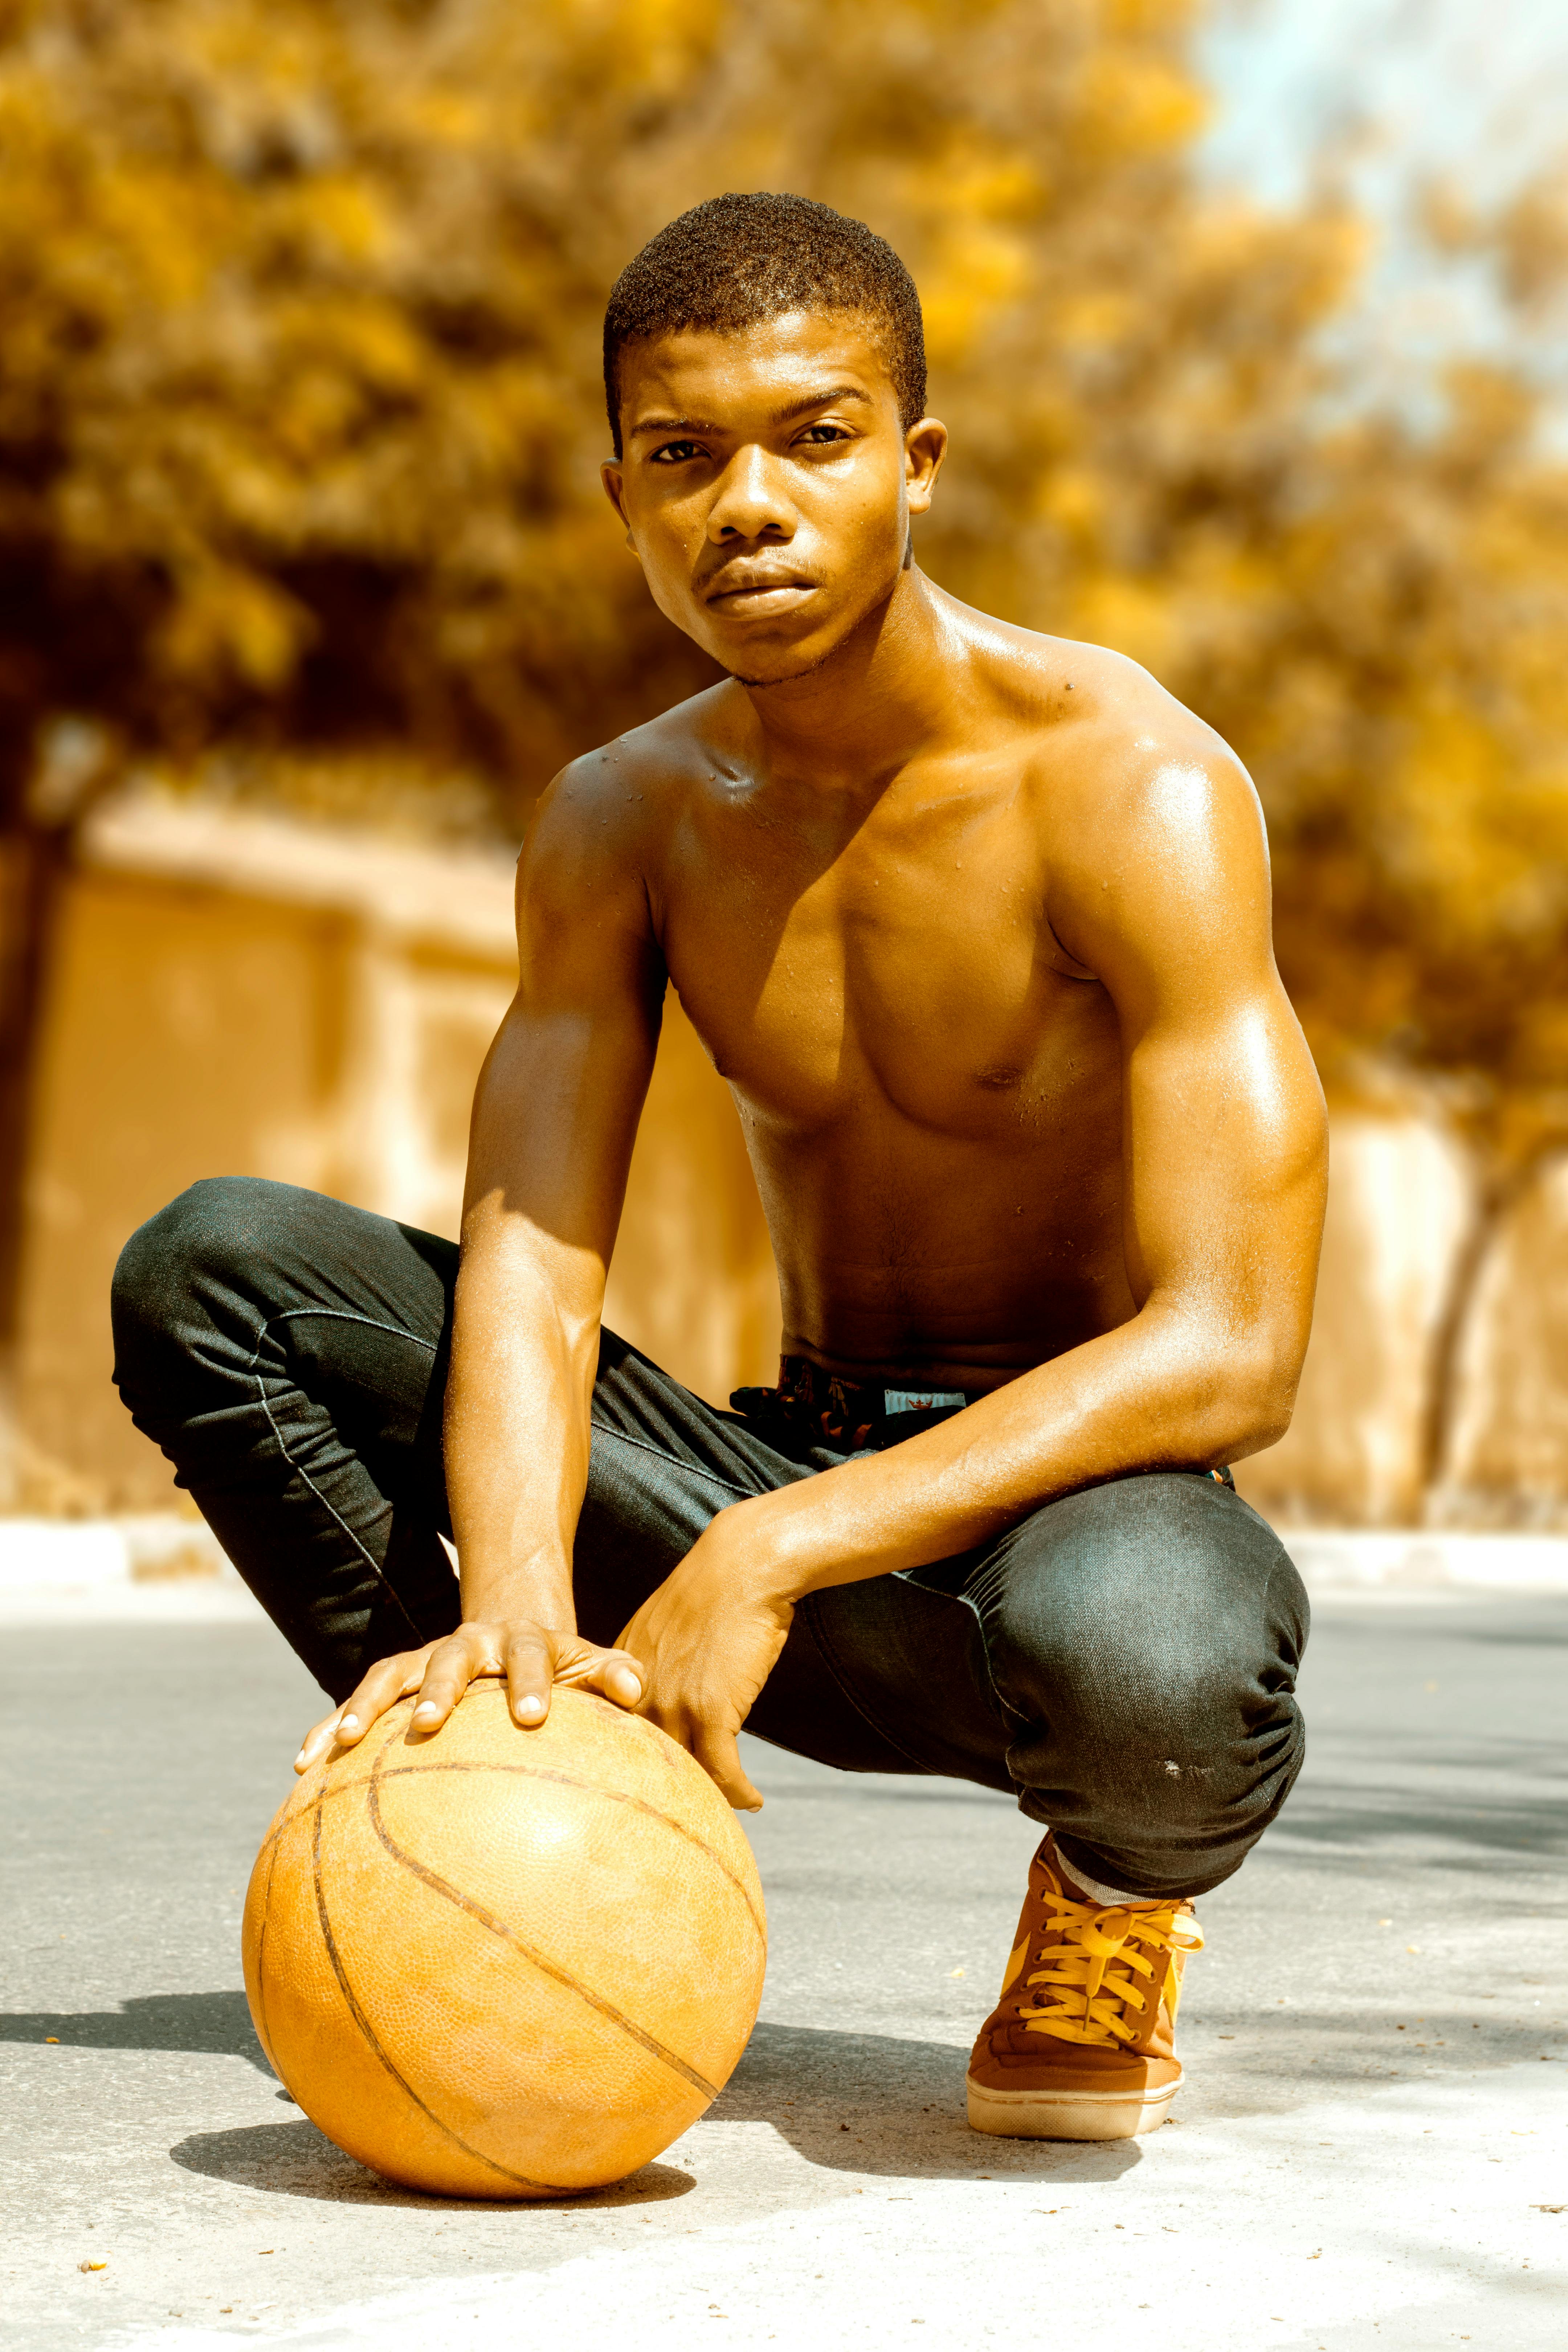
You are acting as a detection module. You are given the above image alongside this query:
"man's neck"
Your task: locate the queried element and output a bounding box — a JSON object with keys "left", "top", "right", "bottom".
{"left": 735, "top": 567, "right": 968, "bottom": 787}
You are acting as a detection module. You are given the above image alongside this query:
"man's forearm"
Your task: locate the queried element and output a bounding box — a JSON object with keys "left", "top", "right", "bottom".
{"left": 726, "top": 1301, "right": 1291, "bottom": 1603}
{"left": 443, "top": 1225, "right": 601, "bottom": 1626}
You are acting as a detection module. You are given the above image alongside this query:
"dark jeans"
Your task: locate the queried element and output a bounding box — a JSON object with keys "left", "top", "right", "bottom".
{"left": 110, "top": 1177, "right": 1308, "bottom": 1899}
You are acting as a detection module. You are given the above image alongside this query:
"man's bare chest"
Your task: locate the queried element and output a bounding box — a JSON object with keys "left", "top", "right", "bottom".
{"left": 657, "top": 810, "right": 1119, "bottom": 1143}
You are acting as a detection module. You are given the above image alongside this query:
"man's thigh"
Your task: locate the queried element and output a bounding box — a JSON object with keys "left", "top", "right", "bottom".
{"left": 575, "top": 1328, "right": 815, "bottom": 1619}
{"left": 576, "top": 1336, "right": 1012, "bottom": 1783}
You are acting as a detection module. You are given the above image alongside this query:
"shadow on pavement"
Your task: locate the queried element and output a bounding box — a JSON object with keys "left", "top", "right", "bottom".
{"left": 1463, "top": 1623, "right": 1568, "bottom": 1650}
{"left": 0, "top": 1988, "right": 270, "bottom": 2069}
{"left": 7, "top": 1995, "right": 1143, "bottom": 2192}
{"left": 168, "top": 2118, "right": 697, "bottom": 2210}
{"left": 1271, "top": 1735, "right": 1568, "bottom": 1867}
{"left": 708, "top": 2020, "right": 1144, "bottom": 2182}
{"left": 159, "top": 2017, "right": 1140, "bottom": 2201}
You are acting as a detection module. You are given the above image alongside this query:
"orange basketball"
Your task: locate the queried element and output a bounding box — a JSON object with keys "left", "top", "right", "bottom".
{"left": 241, "top": 1682, "right": 767, "bottom": 2198}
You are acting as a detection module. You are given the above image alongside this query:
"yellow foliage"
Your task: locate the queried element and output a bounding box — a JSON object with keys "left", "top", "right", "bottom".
{"left": 1074, "top": 46, "right": 1208, "bottom": 162}
{"left": 0, "top": 0, "right": 1565, "bottom": 1158}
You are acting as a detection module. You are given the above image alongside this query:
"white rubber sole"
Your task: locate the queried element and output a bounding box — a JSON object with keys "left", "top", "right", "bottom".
{"left": 965, "top": 2070, "right": 1180, "bottom": 2142}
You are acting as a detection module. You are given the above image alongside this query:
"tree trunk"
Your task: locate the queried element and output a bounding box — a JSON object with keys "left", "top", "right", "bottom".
{"left": 0, "top": 818, "right": 73, "bottom": 1506}
{"left": 1418, "top": 1148, "right": 1547, "bottom": 1514}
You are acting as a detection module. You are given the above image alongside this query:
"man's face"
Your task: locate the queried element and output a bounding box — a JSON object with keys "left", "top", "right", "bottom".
{"left": 602, "top": 310, "right": 945, "bottom": 686}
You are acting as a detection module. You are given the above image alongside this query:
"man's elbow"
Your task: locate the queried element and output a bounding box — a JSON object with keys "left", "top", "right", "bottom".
{"left": 1204, "top": 1337, "right": 1303, "bottom": 1463}
{"left": 1227, "top": 1392, "right": 1295, "bottom": 1461}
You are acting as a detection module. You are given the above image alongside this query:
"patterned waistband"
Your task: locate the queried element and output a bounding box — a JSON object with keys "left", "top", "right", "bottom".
{"left": 730, "top": 1352, "right": 1236, "bottom": 1486}
{"left": 730, "top": 1355, "right": 974, "bottom": 1452}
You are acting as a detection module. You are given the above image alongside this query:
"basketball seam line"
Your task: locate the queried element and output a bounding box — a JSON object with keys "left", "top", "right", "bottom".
{"left": 251, "top": 1825, "right": 283, "bottom": 2082}
{"left": 409, "top": 1685, "right": 766, "bottom": 1943}
{"left": 367, "top": 1756, "right": 766, "bottom": 1944}
{"left": 364, "top": 1736, "right": 722, "bottom": 2103}
{"left": 306, "top": 1767, "right": 564, "bottom": 2197}
{"left": 263, "top": 1701, "right": 765, "bottom": 1948}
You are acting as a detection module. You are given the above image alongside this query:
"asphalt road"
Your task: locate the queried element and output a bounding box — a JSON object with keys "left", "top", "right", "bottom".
{"left": 3, "top": 1590, "right": 1566, "bottom": 2350}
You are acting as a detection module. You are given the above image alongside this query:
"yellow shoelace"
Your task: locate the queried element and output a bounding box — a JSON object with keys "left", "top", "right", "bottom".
{"left": 1021, "top": 1879, "right": 1205, "bottom": 2049}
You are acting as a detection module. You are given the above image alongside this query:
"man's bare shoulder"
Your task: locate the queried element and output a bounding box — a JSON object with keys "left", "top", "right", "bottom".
{"left": 531, "top": 684, "right": 743, "bottom": 847}
{"left": 517, "top": 683, "right": 749, "bottom": 940}
{"left": 947, "top": 600, "right": 1252, "bottom": 824}
{"left": 946, "top": 599, "right": 1270, "bottom": 972}
{"left": 953, "top": 613, "right": 1254, "bottom": 877}
{"left": 1052, "top": 651, "right": 1258, "bottom": 871}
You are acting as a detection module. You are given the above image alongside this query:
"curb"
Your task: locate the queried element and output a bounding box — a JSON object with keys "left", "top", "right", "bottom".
{"left": 3, "top": 1520, "right": 1567, "bottom": 1601}
{"left": 0, "top": 1514, "right": 234, "bottom": 1590}
{"left": 1282, "top": 1530, "right": 1568, "bottom": 1595}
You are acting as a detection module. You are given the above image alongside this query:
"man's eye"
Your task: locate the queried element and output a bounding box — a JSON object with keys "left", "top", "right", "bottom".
{"left": 650, "top": 440, "right": 704, "bottom": 464}
{"left": 798, "top": 424, "right": 849, "bottom": 445}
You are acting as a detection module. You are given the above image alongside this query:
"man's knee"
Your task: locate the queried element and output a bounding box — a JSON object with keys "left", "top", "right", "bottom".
{"left": 976, "top": 1481, "right": 1306, "bottom": 1889}
{"left": 111, "top": 1176, "right": 283, "bottom": 1373}
{"left": 981, "top": 1475, "right": 1307, "bottom": 1760}
{"left": 113, "top": 1175, "right": 246, "bottom": 1319}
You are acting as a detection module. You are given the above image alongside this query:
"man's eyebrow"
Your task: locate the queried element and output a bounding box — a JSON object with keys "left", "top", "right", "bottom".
{"left": 769, "top": 385, "right": 873, "bottom": 424}
{"left": 628, "top": 386, "right": 873, "bottom": 441}
{"left": 629, "top": 414, "right": 720, "bottom": 440}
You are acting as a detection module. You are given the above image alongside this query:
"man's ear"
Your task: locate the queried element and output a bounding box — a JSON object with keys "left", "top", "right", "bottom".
{"left": 904, "top": 417, "right": 948, "bottom": 516}
{"left": 601, "top": 460, "right": 630, "bottom": 531}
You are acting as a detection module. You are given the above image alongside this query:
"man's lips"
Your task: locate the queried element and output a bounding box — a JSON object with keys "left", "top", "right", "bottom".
{"left": 703, "top": 573, "right": 818, "bottom": 611}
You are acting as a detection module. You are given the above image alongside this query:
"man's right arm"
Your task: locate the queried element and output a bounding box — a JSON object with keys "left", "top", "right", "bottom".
{"left": 294, "top": 756, "right": 666, "bottom": 1769}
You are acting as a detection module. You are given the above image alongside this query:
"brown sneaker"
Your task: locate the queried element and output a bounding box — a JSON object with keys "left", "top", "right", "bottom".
{"left": 966, "top": 1833, "right": 1204, "bottom": 2141}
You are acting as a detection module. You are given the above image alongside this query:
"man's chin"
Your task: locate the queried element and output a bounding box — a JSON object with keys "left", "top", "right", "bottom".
{"left": 726, "top": 650, "right": 835, "bottom": 690}
{"left": 716, "top": 628, "right": 841, "bottom": 691}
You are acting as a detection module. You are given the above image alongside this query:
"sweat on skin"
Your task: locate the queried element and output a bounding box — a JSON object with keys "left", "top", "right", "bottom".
{"left": 109, "top": 196, "right": 1326, "bottom": 2146}
{"left": 291, "top": 270, "right": 1325, "bottom": 1860}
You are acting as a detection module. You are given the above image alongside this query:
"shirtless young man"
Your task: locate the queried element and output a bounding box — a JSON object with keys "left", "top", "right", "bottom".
{"left": 113, "top": 192, "right": 1327, "bottom": 2144}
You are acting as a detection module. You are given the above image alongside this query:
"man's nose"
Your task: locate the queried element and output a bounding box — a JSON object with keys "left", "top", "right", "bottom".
{"left": 706, "top": 444, "right": 797, "bottom": 543}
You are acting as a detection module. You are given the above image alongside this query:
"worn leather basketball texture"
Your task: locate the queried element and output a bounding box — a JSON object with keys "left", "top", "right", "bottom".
{"left": 241, "top": 1683, "right": 767, "bottom": 2197}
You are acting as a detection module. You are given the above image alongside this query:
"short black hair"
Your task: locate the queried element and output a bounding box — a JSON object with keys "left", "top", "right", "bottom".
{"left": 603, "top": 192, "right": 926, "bottom": 457}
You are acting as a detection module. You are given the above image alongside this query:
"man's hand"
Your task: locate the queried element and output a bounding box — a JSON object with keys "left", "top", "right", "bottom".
{"left": 616, "top": 1516, "right": 794, "bottom": 1813}
{"left": 293, "top": 1621, "right": 644, "bottom": 1774}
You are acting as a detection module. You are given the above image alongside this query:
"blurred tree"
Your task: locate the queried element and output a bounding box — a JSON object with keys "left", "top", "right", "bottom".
{"left": 1, "top": 0, "right": 1566, "bottom": 1504}
{"left": 0, "top": 0, "right": 726, "bottom": 1488}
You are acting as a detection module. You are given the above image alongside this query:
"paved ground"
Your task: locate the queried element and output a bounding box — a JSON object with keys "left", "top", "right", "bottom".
{"left": 3, "top": 1586, "right": 1565, "bottom": 2351}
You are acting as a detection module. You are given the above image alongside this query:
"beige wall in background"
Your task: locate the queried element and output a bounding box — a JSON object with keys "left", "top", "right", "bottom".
{"left": 13, "top": 791, "right": 1568, "bottom": 1527}
{"left": 21, "top": 870, "right": 348, "bottom": 1510}
{"left": 1233, "top": 1120, "right": 1568, "bottom": 1528}
{"left": 1233, "top": 1117, "right": 1473, "bottom": 1527}
{"left": 15, "top": 793, "right": 778, "bottom": 1514}
{"left": 1441, "top": 1158, "right": 1568, "bottom": 1527}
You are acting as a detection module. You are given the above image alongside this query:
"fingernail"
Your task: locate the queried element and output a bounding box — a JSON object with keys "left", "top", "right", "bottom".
{"left": 515, "top": 1695, "right": 545, "bottom": 1720}
{"left": 413, "top": 1702, "right": 438, "bottom": 1721}
{"left": 339, "top": 1715, "right": 358, "bottom": 1733}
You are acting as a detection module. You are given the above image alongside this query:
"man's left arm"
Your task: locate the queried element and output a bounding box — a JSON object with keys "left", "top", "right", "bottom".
{"left": 620, "top": 736, "right": 1328, "bottom": 1803}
